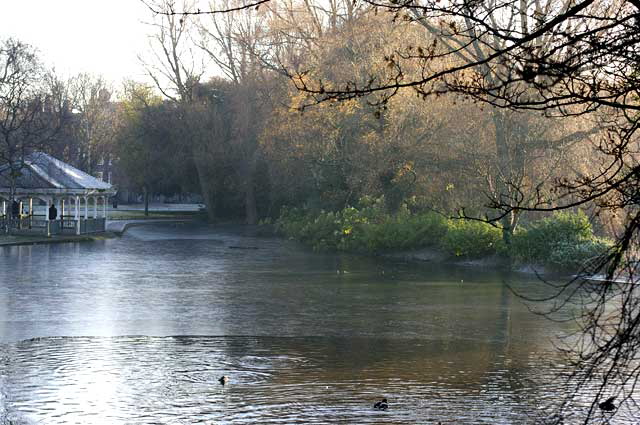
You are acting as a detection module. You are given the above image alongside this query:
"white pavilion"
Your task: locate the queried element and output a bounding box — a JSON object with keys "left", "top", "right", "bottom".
{"left": 0, "top": 152, "right": 116, "bottom": 236}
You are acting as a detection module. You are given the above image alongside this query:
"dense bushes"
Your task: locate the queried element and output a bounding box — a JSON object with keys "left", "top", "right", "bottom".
{"left": 275, "top": 201, "right": 501, "bottom": 257}
{"left": 275, "top": 203, "right": 448, "bottom": 253}
{"left": 275, "top": 203, "right": 612, "bottom": 270}
{"left": 441, "top": 219, "right": 504, "bottom": 258}
{"left": 511, "top": 211, "right": 611, "bottom": 270}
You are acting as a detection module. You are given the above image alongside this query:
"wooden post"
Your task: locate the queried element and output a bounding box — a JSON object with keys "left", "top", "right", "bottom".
{"left": 75, "top": 196, "right": 80, "bottom": 235}
{"left": 144, "top": 187, "right": 149, "bottom": 217}
{"left": 29, "top": 197, "right": 33, "bottom": 229}
{"left": 45, "top": 197, "right": 50, "bottom": 237}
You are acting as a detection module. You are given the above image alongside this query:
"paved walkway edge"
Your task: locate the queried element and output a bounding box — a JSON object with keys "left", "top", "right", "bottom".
{"left": 106, "top": 219, "right": 192, "bottom": 235}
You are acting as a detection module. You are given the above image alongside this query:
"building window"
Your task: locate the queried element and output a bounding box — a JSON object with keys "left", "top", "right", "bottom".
{"left": 96, "top": 171, "right": 103, "bottom": 181}
{"left": 108, "top": 172, "right": 112, "bottom": 184}
{"left": 98, "top": 156, "right": 104, "bottom": 166}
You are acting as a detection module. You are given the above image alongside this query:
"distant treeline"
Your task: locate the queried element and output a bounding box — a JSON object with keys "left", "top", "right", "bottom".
{"left": 112, "top": 0, "right": 612, "bottom": 244}
{"left": 1, "top": 1, "right": 613, "bottom": 241}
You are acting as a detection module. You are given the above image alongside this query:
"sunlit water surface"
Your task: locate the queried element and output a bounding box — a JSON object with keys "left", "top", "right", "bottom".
{"left": 0, "top": 224, "right": 635, "bottom": 423}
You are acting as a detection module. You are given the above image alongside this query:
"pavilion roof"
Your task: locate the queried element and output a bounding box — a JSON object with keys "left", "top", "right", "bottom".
{"left": 0, "top": 152, "right": 115, "bottom": 197}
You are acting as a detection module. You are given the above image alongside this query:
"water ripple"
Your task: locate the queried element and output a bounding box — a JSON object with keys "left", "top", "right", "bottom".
{"left": 0, "top": 335, "right": 619, "bottom": 425}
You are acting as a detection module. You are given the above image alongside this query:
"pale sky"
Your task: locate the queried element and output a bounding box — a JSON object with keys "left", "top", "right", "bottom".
{"left": 0, "top": 0, "right": 154, "bottom": 85}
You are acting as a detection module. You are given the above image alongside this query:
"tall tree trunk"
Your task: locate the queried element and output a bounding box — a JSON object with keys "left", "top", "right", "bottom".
{"left": 245, "top": 180, "right": 257, "bottom": 225}
{"left": 5, "top": 166, "right": 18, "bottom": 233}
{"left": 244, "top": 152, "right": 258, "bottom": 225}
{"left": 194, "top": 155, "right": 217, "bottom": 222}
{"left": 143, "top": 186, "right": 149, "bottom": 217}
{"left": 492, "top": 110, "right": 514, "bottom": 246}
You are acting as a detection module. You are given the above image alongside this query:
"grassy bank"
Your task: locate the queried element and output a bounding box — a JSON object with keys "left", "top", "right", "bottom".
{"left": 272, "top": 204, "right": 612, "bottom": 272}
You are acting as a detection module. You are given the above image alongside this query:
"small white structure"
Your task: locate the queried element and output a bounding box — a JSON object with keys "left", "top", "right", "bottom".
{"left": 0, "top": 152, "right": 117, "bottom": 236}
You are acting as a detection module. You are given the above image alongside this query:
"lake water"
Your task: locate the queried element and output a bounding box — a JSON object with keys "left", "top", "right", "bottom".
{"left": 0, "top": 224, "right": 633, "bottom": 423}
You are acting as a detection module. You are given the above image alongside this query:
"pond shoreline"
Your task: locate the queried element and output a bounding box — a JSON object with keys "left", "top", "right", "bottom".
{"left": 0, "top": 221, "right": 560, "bottom": 278}
{"left": 0, "top": 232, "right": 118, "bottom": 247}
{"left": 254, "top": 223, "right": 560, "bottom": 276}
{"left": 0, "top": 218, "right": 194, "bottom": 246}
{"left": 106, "top": 218, "right": 193, "bottom": 235}
{"left": 381, "top": 246, "right": 555, "bottom": 276}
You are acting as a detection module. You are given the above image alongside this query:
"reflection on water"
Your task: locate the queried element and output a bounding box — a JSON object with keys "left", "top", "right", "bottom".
{"left": 0, "top": 224, "right": 634, "bottom": 423}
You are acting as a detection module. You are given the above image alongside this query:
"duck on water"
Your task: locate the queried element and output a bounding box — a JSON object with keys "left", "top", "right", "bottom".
{"left": 374, "top": 398, "right": 388, "bottom": 410}
{"left": 599, "top": 396, "right": 616, "bottom": 412}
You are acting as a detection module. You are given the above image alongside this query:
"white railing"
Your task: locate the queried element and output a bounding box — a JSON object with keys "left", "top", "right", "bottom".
{"left": 80, "top": 218, "right": 106, "bottom": 233}
{"left": 2, "top": 216, "right": 105, "bottom": 236}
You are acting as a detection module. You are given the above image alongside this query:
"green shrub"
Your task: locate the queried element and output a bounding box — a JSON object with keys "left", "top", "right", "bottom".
{"left": 546, "top": 239, "right": 612, "bottom": 269}
{"left": 442, "top": 219, "right": 503, "bottom": 258}
{"left": 276, "top": 205, "right": 612, "bottom": 271}
{"left": 274, "top": 206, "right": 313, "bottom": 241}
{"left": 353, "top": 212, "right": 448, "bottom": 252}
{"left": 511, "top": 210, "right": 611, "bottom": 269}
{"left": 275, "top": 201, "right": 448, "bottom": 253}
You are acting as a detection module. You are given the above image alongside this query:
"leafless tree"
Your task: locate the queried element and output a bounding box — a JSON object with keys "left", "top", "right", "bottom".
{"left": 141, "top": 0, "right": 204, "bottom": 102}
{"left": 195, "top": 0, "right": 275, "bottom": 223}
{"left": 65, "top": 74, "right": 117, "bottom": 172}
{"left": 0, "top": 38, "right": 66, "bottom": 218}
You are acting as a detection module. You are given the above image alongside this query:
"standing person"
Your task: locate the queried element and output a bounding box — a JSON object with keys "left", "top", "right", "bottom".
{"left": 48, "top": 203, "right": 57, "bottom": 220}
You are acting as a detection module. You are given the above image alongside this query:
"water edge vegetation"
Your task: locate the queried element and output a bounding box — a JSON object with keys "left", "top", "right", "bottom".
{"left": 272, "top": 200, "right": 612, "bottom": 273}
